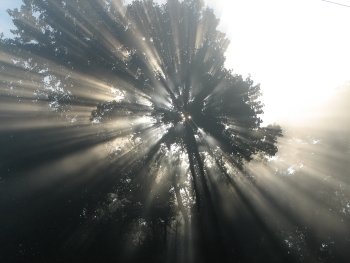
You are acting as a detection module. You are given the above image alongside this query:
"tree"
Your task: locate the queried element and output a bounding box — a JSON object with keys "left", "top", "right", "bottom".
{"left": 0, "top": 0, "right": 282, "bottom": 262}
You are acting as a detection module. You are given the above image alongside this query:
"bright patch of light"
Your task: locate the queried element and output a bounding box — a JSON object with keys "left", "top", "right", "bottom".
{"left": 110, "top": 88, "right": 125, "bottom": 102}
{"left": 204, "top": 0, "right": 350, "bottom": 125}
{"left": 312, "top": 139, "right": 321, "bottom": 145}
{"left": 287, "top": 166, "right": 295, "bottom": 175}
{"left": 91, "top": 117, "right": 101, "bottom": 124}
{"left": 138, "top": 116, "right": 156, "bottom": 124}
{"left": 170, "top": 144, "right": 181, "bottom": 154}
{"left": 267, "top": 156, "right": 279, "bottom": 162}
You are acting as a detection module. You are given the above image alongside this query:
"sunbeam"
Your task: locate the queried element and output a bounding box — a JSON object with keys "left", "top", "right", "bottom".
{"left": 1, "top": 1, "right": 349, "bottom": 263}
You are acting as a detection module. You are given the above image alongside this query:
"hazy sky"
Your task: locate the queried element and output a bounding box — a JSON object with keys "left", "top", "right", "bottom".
{"left": 1, "top": 0, "right": 349, "bottom": 125}
{"left": 0, "top": 0, "right": 22, "bottom": 37}
{"left": 209, "top": 0, "right": 350, "bottom": 125}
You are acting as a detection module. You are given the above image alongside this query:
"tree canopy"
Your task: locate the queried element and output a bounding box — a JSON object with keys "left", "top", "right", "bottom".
{"left": 0, "top": 1, "right": 292, "bottom": 262}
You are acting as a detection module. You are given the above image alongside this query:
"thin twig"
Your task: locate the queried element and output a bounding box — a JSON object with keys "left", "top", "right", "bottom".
{"left": 322, "top": 0, "right": 350, "bottom": 8}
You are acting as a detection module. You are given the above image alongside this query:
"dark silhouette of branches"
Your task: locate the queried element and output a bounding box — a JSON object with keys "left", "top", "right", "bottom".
{"left": 0, "top": 0, "right": 285, "bottom": 262}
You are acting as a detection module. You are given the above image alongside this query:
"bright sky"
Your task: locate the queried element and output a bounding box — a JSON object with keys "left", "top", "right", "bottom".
{"left": 206, "top": 0, "right": 350, "bottom": 125}
{"left": 1, "top": 0, "right": 349, "bottom": 125}
{"left": 0, "top": 0, "right": 22, "bottom": 37}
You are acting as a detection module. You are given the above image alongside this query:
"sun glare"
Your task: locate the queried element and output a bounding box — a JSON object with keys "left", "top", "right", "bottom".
{"left": 1, "top": 0, "right": 349, "bottom": 262}
{"left": 205, "top": 0, "right": 350, "bottom": 125}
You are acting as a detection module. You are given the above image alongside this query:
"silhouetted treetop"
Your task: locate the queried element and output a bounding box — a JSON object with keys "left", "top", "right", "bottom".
{"left": 1, "top": 0, "right": 283, "bottom": 262}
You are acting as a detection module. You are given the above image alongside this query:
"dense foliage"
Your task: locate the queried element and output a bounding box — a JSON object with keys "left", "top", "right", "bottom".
{"left": 2, "top": 1, "right": 348, "bottom": 263}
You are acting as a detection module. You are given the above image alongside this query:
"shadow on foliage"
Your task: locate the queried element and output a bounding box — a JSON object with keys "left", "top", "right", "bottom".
{"left": 0, "top": 1, "right": 301, "bottom": 262}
